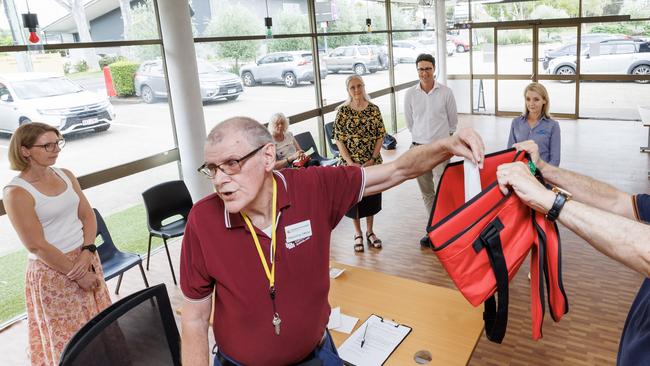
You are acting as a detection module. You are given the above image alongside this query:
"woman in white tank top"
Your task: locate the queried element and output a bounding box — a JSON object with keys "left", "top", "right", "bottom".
{"left": 3, "top": 123, "right": 111, "bottom": 366}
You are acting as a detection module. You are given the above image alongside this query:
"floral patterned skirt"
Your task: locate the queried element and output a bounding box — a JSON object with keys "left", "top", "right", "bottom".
{"left": 25, "top": 248, "right": 112, "bottom": 366}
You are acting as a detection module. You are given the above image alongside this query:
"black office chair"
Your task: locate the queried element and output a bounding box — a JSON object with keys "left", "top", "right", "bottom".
{"left": 323, "top": 122, "right": 340, "bottom": 158}
{"left": 94, "top": 209, "right": 149, "bottom": 295}
{"left": 141, "top": 180, "right": 193, "bottom": 285}
{"left": 294, "top": 131, "right": 338, "bottom": 167}
{"left": 59, "top": 284, "right": 181, "bottom": 366}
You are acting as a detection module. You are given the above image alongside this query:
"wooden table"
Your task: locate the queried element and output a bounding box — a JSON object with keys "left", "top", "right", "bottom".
{"left": 328, "top": 262, "right": 484, "bottom": 366}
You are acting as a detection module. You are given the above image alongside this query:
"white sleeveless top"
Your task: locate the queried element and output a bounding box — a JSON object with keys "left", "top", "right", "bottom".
{"left": 5, "top": 167, "right": 84, "bottom": 260}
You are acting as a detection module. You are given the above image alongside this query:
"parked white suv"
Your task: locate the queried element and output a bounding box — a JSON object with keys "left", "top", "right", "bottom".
{"left": 240, "top": 51, "right": 327, "bottom": 88}
{"left": 0, "top": 73, "right": 114, "bottom": 135}
{"left": 547, "top": 40, "right": 650, "bottom": 82}
{"left": 323, "top": 45, "right": 381, "bottom": 75}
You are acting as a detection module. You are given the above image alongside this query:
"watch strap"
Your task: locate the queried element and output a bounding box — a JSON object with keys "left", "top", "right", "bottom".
{"left": 81, "top": 244, "right": 97, "bottom": 253}
{"left": 546, "top": 192, "right": 568, "bottom": 222}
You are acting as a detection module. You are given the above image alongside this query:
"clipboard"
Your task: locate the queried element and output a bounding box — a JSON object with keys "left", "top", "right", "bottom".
{"left": 337, "top": 314, "right": 412, "bottom": 366}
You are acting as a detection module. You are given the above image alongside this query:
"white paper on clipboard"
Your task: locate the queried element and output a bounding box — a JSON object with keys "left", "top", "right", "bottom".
{"left": 337, "top": 314, "right": 412, "bottom": 366}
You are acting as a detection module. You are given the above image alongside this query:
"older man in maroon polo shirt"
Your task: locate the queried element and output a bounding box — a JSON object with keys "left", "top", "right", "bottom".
{"left": 180, "top": 116, "right": 485, "bottom": 366}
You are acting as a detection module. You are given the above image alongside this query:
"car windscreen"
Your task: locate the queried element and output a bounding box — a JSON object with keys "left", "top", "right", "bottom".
{"left": 197, "top": 61, "right": 222, "bottom": 74}
{"left": 11, "top": 77, "right": 83, "bottom": 99}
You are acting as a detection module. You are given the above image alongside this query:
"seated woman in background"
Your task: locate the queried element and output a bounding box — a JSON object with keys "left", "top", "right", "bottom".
{"left": 508, "top": 82, "right": 561, "bottom": 166}
{"left": 333, "top": 75, "right": 386, "bottom": 253}
{"left": 268, "top": 112, "right": 312, "bottom": 169}
{"left": 3, "top": 123, "right": 111, "bottom": 366}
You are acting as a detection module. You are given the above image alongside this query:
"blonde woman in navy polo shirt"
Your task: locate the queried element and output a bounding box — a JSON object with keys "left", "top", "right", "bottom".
{"left": 507, "top": 82, "right": 561, "bottom": 166}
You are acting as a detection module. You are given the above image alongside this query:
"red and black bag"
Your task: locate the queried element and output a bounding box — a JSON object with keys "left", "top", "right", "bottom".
{"left": 427, "top": 148, "right": 568, "bottom": 343}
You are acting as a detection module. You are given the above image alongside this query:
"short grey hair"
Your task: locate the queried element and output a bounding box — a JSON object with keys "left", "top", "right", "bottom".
{"left": 268, "top": 112, "right": 289, "bottom": 133}
{"left": 207, "top": 116, "right": 273, "bottom": 148}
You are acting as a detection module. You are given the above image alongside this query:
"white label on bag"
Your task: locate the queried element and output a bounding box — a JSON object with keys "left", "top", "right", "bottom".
{"left": 285, "top": 220, "right": 312, "bottom": 249}
{"left": 464, "top": 158, "right": 482, "bottom": 202}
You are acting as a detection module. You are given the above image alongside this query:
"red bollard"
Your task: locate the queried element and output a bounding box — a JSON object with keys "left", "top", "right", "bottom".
{"left": 103, "top": 66, "right": 117, "bottom": 97}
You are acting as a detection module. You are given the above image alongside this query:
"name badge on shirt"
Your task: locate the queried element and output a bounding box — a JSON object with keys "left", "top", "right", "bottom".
{"left": 285, "top": 220, "right": 312, "bottom": 249}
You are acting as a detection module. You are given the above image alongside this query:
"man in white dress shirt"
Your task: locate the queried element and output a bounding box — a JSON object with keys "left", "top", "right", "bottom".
{"left": 404, "top": 53, "right": 459, "bottom": 247}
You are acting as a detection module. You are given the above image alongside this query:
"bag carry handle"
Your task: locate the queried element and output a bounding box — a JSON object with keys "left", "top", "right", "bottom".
{"left": 473, "top": 218, "right": 509, "bottom": 343}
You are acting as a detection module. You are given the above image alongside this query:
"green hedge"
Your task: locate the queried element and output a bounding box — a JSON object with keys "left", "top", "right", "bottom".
{"left": 108, "top": 61, "right": 140, "bottom": 97}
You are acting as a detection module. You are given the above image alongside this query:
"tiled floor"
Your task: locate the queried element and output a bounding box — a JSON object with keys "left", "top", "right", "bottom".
{"left": 1, "top": 115, "right": 649, "bottom": 365}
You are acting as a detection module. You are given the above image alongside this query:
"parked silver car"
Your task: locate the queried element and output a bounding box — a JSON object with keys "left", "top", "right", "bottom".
{"left": 547, "top": 40, "right": 650, "bottom": 83}
{"left": 240, "top": 51, "right": 327, "bottom": 88}
{"left": 324, "top": 45, "right": 381, "bottom": 75}
{"left": 134, "top": 59, "right": 243, "bottom": 103}
{"left": 0, "top": 73, "right": 114, "bottom": 135}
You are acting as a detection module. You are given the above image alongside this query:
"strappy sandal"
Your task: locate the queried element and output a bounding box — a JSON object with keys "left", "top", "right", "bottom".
{"left": 354, "top": 235, "right": 364, "bottom": 253}
{"left": 366, "top": 232, "right": 383, "bottom": 249}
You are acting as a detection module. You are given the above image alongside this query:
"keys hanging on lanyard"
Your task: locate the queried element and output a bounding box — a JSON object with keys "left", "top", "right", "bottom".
{"left": 242, "top": 178, "right": 282, "bottom": 336}
{"left": 270, "top": 286, "right": 281, "bottom": 335}
{"left": 272, "top": 313, "right": 282, "bottom": 335}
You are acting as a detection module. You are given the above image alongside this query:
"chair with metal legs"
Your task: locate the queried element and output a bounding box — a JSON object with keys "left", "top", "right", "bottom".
{"left": 141, "top": 180, "right": 193, "bottom": 285}
{"left": 94, "top": 208, "right": 149, "bottom": 295}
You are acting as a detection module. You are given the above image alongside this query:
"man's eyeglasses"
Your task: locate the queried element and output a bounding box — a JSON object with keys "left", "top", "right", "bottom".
{"left": 417, "top": 67, "right": 434, "bottom": 72}
{"left": 197, "top": 145, "right": 265, "bottom": 178}
{"left": 31, "top": 139, "right": 65, "bottom": 152}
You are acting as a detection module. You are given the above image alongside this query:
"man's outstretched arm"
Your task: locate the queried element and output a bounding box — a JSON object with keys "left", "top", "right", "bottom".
{"left": 364, "top": 128, "right": 485, "bottom": 196}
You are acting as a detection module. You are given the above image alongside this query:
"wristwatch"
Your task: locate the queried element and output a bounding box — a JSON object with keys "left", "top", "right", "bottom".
{"left": 546, "top": 187, "right": 572, "bottom": 222}
{"left": 81, "top": 244, "right": 97, "bottom": 253}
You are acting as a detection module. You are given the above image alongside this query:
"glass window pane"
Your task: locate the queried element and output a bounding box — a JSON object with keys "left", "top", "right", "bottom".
{"left": 197, "top": 38, "right": 318, "bottom": 127}
{"left": 0, "top": 0, "right": 161, "bottom": 46}
{"left": 447, "top": 79, "right": 471, "bottom": 114}
{"left": 497, "top": 29, "right": 532, "bottom": 75}
{"left": 538, "top": 26, "right": 578, "bottom": 78}
{"left": 498, "top": 79, "right": 530, "bottom": 113}
{"left": 0, "top": 163, "right": 180, "bottom": 325}
{"left": 580, "top": 81, "right": 647, "bottom": 120}
{"left": 472, "top": 78, "right": 495, "bottom": 114}
{"left": 394, "top": 63, "right": 418, "bottom": 87}
{"left": 200, "top": 0, "right": 309, "bottom": 37}
{"left": 0, "top": 45, "right": 175, "bottom": 179}
{"left": 447, "top": 0, "right": 470, "bottom": 24}
{"left": 472, "top": 28, "right": 494, "bottom": 75}
{"left": 577, "top": 21, "right": 650, "bottom": 78}
{"left": 448, "top": 30, "right": 471, "bottom": 75}
{"left": 539, "top": 81, "right": 575, "bottom": 115}
{"left": 391, "top": 1, "right": 432, "bottom": 31}
{"left": 316, "top": 0, "right": 386, "bottom": 34}
{"left": 583, "top": 0, "right": 650, "bottom": 18}
{"left": 317, "top": 35, "right": 391, "bottom": 107}
{"left": 473, "top": 0, "right": 578, "bottom": 22}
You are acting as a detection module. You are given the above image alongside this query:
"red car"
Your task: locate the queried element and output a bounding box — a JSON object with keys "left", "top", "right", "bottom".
{"left": 449, "top": 37, "right": 470, "bottom": 53}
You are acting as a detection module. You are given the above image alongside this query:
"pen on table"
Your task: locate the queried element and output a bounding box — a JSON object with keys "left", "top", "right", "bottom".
{"left": 360, "top": 322, "right": 369, "bottom": 348}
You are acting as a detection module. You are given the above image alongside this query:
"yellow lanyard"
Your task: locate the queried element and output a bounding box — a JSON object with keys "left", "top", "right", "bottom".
{"left": 241, "top": 177, "right": 277, "bottom": 289}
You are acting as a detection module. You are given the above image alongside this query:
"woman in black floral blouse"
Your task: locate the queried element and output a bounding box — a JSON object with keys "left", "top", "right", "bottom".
{"left": 333, "top": 75, "right": 386, "bottom": 253}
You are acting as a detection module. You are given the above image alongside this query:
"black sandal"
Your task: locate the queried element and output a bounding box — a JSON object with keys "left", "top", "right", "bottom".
{"left": 366, "top": 232, "right": 383, "bottom": 249}
{"left": 354, "top": 235, "right": 364, "bottom": 252}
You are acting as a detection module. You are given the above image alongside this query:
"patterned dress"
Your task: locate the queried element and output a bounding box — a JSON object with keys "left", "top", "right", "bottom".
{"left": 26, "top": 249, "right": 112, "bottom": 366}
{"left": 333, "top": 103, "right": 386, "bottom": 218}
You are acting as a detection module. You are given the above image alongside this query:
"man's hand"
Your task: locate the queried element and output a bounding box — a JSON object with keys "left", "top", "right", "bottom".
{"left": 76, "top": 270, "right": 101, "bottom": 292}
{"left": 512, "top": 140, "right": 546, "bottom": 171}
{"left": 496, "top": 162, "right": 556, "bottom": 213}
{"left": 445, "top": 128, "right": 485, "bottom": 168}
{"left": 67, "top": 250, "right": 94, "bottom": 281}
